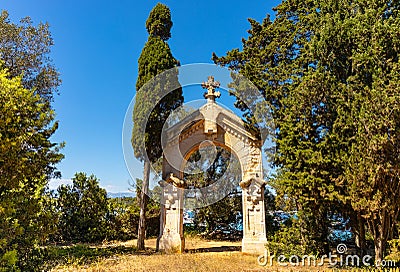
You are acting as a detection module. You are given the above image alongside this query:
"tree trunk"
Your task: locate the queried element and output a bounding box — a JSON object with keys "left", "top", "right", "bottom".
{"left": 136, "top": 180, "right": 141, "bottom": 206}
{"left": 357, "top": 213, "right": 366, "bottom": 257}
{"left": 137, "top": 161, "right": 150, "bottom": 250}
{"left": 369, "top": 210, "right": 391, "bottom": 264}
{"left": 359, "top": 219, "right": 366, "bottom": 256}
{"left": 374, "top": 237, "right": 385, "bottom": 264}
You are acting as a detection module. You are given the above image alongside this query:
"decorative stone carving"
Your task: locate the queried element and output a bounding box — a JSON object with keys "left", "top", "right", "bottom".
{"left": 201, "top": 75, "right": 221, "bottom": 103}
{"left": 166, "top": 173, "right": 186, "bottom": 188}
{"left": 239, "top": 175, "right": 267, "bottom": 189}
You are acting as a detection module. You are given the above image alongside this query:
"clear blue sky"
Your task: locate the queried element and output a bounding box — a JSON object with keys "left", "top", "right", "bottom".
{"left": 2, "top": 0, "right": 280, "bottom": 192}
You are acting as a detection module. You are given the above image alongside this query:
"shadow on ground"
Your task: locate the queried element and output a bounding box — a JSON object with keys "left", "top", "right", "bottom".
{"left": 185, "top": 245, "right": 241, "bottom": 253}
{"left": 45, "top": 244, "right": 140, "bottom": 267}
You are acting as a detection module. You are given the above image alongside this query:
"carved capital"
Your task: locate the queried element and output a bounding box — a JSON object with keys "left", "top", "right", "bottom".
{"left": 239, "top": 176, "right": 267, "bottom": 189}
{"left": 239, "top": 178, "right": 252, "bottom": 189}
{"left": 158, "top": 179, "right": 168, "bottom": 187}
{"left": 166, "top": 173, "right": 186, "bottom": 188}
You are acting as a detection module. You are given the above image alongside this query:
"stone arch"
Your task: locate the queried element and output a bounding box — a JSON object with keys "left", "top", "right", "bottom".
{"left": 180, "top": 139, "right": 242, "bottom": 175}
{"left": 157, "top": 76, "right": 267, "bottom": 254}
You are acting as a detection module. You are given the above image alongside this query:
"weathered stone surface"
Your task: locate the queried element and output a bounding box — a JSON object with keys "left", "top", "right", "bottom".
{"left": 158, "top": 228, "right": 185, "bottom": 253}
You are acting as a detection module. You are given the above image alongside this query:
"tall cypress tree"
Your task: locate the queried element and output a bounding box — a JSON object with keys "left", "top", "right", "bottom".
{"left": 132, "top": 3, "right": 183, "bottom": 250}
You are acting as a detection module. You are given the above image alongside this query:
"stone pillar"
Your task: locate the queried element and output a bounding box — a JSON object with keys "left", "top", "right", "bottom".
{"left": 240, "top": 176, "right": 268, "bottom": 255}
{"left": 157, "top": 174, "right": 185, "bottom": 253}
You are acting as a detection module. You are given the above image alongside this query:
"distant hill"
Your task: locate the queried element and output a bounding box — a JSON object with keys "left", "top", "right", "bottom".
{"left": 107, "top": 192, "right": 135, "bottom": 198}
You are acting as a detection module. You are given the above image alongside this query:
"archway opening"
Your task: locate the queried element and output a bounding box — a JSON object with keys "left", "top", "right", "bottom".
{"left": 182, "top": 144, "right": 243, "bottom": 247}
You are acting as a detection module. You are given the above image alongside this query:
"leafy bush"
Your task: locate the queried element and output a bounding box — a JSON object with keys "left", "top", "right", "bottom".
{"left": 267, "top": 219, "right": 305, "bottom": 258}
{"left": 386, "top": 239, "right": 400, "bottom": 263}
{"left": 56, "top": 173, "right": 110, "bottom": 243}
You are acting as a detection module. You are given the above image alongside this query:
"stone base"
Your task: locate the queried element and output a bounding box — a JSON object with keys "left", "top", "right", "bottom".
{"left": 158, "top": 231, "right": 185, "bottom": 253}
{"left": 242, "top": 238, "right": 268, "bottom": 255}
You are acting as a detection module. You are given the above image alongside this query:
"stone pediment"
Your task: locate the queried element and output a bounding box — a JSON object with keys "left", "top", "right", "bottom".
{"left": 163, "top": 102, "right": 259, "bottom": 145}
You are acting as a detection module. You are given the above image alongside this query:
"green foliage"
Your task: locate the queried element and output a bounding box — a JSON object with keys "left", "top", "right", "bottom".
{"left": 106, "top": 197, "right": 139, "bottom": 241}
{"left": 184, "top": 147, "right": 242, "bottom": 240}
{"left": 54, "top": 187, "right": 160, "bottom": 245}
{"left": 214, "top": 0, "right": 332, "bottom": 255}
{"left": 194, "top": 193, "right": 242, "bottom": 240}
{"left": 214, "top": 0, "right": 400, "bottom": 259}
{"left": 57, "top": 173, "right": 110, "bottom": 243}
{"left": 0, "top": 250, "right": 17, "bottom": 272}
{"left": 146, "top": 3, "right": 172, "bottom": 41}
{"left": 300, "top": 0, "right": 400, "bottom": 260}
{"left": 321, "top": 0, "right": 400, "bottom": 260}
{"left": 267, "top": 220, "right": 305, "bottom": 258}
{"left": 132, "top": 4, "right": 183, "bottom": 162}
{"left": 0, "top": 66, "right": 63, "bottom": 271}
{"left": 0, "top": 11, "right": 62, "bottom": 270}
{"left": 264, "top": 190, "right": 279, "bottom": 237}
{"left": 132, "top": 35, "right": 183, "bottom": 162}
{"left": 0, "top": 10, "right": 61, "bottom": 103}
{"left": 387, "top": 239, "right": 400, "bottom": 263}
{"left": 106, "top": 195, "right": 160, "bottom": 240}
{"left": 144, "top": 196, "right": 161, "bottom": 238}
{"left": 132, "top": 3, "right": 182, "bottom": 163}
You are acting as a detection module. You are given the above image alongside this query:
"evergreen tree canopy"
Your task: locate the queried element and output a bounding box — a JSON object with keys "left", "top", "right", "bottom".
{"left": 146, "top": 3, "right": 173, "bottom": 41}
{"left": 214, "top": 0, "right": 400, "bottom": 260}
{"left": 132, "top": 4, "right": 182, "bottom": 163}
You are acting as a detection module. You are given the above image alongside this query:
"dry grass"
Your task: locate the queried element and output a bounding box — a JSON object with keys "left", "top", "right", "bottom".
{"left": 50, "top": 237, "right": 346, "bottom": 272}
{"left": 63, "top": 252, "right": 262, "bottom": 272}
{"left": 118, "top": 236, "right": 241, "bottom": 250}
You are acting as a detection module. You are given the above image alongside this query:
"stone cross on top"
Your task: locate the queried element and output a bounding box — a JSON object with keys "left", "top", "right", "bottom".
{"left": 202, "top": 76, "right": 221, "bottom": 103}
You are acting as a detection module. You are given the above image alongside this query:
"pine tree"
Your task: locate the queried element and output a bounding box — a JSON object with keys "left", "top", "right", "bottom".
{"left": 132, "top": 3, "right": 183, "bottom": 250}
